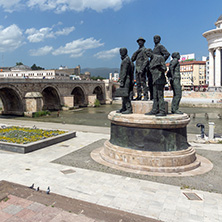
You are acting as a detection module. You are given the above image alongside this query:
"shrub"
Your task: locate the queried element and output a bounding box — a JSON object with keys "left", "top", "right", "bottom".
{"left": 33, "top": 110, "right": 51, "bottom": 118}
{"left": 94, "top": 99, "right": 101, "bottom": 107}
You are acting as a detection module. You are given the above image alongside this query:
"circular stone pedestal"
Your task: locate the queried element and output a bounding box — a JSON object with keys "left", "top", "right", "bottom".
{"left": 95, "top": 109, "right": 202, "bottom": 174}
{"left": 109, "top": 111, "right": 191, "bottom": 152}
{"left": 101, "top": 140, "right": 200, "bottom": 173}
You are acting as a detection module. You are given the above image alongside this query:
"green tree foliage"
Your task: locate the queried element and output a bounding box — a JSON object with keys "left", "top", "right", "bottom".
{"left": 16, "top": 62, "right": 23, "bottom": 65}
{"left": 94, "top": 99, "right": 101, "bottom": 107}
{"left": 31, "top": 64, "right": 45, "bottom": 70}
{"left": 90, "top": 75, "right": 105, "bottom": 80}
{"left": 33, "top": 110, "right": 51, "bottom": 118}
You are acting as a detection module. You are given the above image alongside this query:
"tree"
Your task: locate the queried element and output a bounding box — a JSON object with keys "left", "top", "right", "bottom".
{"left": 90, "top": 75, "right": 105, "bottom": 80}
{"left": 16, "top": 62, "right": 23, "bottom": 65}
{"left": 31, "top": 64, "right": 45, "bottom": 70}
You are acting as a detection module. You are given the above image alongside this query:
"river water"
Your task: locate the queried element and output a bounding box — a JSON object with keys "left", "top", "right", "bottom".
{"left": 11, "top": 104, "right": 222, "bottom": 135}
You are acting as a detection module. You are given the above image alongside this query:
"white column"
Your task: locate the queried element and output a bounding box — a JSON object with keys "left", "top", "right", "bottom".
{"left": 209, "top": 49, "right": 215, "bottom": 87}
{"left": 215, "top": 47, "right": 221, "bottom": 87}
{"left": 208, "top": 122, "right": 215, "bottom": 140}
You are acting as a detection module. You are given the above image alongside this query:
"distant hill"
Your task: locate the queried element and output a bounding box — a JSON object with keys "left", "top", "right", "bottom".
{"left": 82, "top": 67, "right": 119, "bottom": 78}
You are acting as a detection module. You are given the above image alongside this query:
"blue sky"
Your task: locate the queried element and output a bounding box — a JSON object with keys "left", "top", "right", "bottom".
{"left": 0, "top": 0, "right": 221, "bottom": 69}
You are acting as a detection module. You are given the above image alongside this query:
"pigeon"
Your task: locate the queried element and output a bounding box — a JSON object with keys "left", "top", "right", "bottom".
{"left": 36, "top": 187, "right": 40, "bottom": 191}
{"left": 29, "top": 183, "right": 34, "bottom": 189}
{"left": 46, "top": 186, "right": 50, "bottom": 194}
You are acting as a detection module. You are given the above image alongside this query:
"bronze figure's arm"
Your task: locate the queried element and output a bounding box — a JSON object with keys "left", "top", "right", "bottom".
{"left": 131, "top": 49, "right": 142, "bottom": 62}
{"left": 140, "top": 52, "right": 150, "bottom": 74}
{"left": 160, "top": 45, "right": 170, "bottom": 61}
{"left": 169, "top": 59, "right": 178, "bottom": 79}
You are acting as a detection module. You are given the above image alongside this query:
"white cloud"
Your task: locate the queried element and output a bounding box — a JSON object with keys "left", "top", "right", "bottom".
{"left": 53, "top": 21, "right": 63, "bottom": 27}
{"left": 27, "top": 0, "right": 58, "bottom": 11}
{"left": 0, "top": 0, "right": 22, "bottom": 12}
{"left": 29, "top": 45, "right": 53, "bottom": 56}
{"left": 27, "top": 0, "right": 131, "bottom": 13}
{"left": 0, "top": 0, "right": 132, "bottom": 12}
{"left": 52, "top": 37, "right": 104, "bottom": 58}
{"left": 25, "top": 27, "right": 54, "bottom": 43}
{"left": 94, "top": 47, "right": 120, "bottom": 59}
{"left": 25, "top": 25, "right": 75, "bottom": 43}
{"left": 55, "top": 26, "right": 75, "bottom": 36}
{"left": 0, "top": 24, "right": 24, "bottom": 52}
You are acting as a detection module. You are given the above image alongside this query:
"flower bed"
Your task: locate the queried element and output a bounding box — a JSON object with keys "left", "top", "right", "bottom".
{"left": 0, "top": 126, "right": 66, "bottom": 144}
{"left": 0, "top": 126, "right": 76, "bottom": 153}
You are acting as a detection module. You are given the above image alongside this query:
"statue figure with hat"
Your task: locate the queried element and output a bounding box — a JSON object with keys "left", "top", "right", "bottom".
{"left": 131, "top": 37, "right": 149, "bottom": 101}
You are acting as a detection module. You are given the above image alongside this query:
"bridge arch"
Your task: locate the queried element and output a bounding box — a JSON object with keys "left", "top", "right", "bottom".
{"left": 71, "top": 86, "right": 86, "bottom": 107}
{"left": 42, "top": 86, "right": 61, "bottom": 110}
{"left": 93, "top": 86, "right": 104, "bottom": 103}
{"left": 0, "top": 86, "right": 24, "bottom": 115}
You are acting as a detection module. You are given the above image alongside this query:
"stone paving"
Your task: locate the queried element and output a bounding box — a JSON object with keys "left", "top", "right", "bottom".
{"left": 0, "top": 194, "right": 96, "bottom": 222}
{"left": 0, "top": 180, "right": 158, "bottom": 222}
{"left": 0, "top": 119, "right": 222, "bottom": 222}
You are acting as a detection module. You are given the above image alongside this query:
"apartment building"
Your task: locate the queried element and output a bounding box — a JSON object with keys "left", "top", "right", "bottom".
{"left": 166, "top": 60, "right": 206, "bottom": 90}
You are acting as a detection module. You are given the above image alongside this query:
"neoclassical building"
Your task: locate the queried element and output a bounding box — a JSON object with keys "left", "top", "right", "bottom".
{"left": 203, "top": 15, "right": 222, "bottom": 91}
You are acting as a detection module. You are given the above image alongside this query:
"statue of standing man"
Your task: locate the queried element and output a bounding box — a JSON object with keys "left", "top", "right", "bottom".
{"left": 167, "top": 52, "right": 183, "bottom": 114}
{"left": 131, "top": 37, "right": 149, "bottom": 101}
{"left": 116, "top": 48, "right": 134, "bottom": 114}
{"left": 153, "top": 35, "right": 170, "bottom": 61}
{"left": 144, "top": 49, "right": 167, "bottom": 116}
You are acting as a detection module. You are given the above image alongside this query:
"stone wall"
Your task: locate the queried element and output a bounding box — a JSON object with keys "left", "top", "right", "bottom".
{"left": 164, "top": 91, "right": 222, "bottom": 99}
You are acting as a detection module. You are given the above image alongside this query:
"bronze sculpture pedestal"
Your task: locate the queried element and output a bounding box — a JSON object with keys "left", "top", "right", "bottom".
{"left": 100, "top": 110, "right": 200, "bottom": 173}
{"left": 91, "top": 102, "right": 213, "bottom": 175}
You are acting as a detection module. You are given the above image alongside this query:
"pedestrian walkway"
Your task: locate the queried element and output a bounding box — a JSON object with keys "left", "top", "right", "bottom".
{"left": 0, "top": 194, "right": 96, "bottom": 222}
{"left": 0, "top": 119, "right": 222, "bottom": 222}
{"left": 0, "top": 182, "right": 154, "bottom": 222}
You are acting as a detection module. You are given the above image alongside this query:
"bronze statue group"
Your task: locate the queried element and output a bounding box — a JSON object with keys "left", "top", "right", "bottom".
{"left": 117, "top": 35, "right": 182, "bottom": 116}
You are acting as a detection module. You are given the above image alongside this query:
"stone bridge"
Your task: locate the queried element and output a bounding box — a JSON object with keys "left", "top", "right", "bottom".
{"left": 0, "top": 79, "right": 118, "bottom": 116}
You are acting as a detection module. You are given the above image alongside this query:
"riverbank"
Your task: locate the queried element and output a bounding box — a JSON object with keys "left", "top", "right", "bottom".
{"left": 166, "top": 90, "right": 222, "bottom": 107}
{"left": 5, "top": 103, "right": 221, "bottom": 135}
{"left": 113, "top": 96, "right": 222, "bottom": 108}
{"left": 168, "top": 98, "right": 222, "bottom": 108}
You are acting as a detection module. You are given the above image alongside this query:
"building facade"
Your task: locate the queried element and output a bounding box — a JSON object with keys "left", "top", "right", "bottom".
{"left": 166, "top": 60, "right": 206, "bottom": 90}
{"left": 74, "top": 65, "right": 81, "bottom": 75}
{"left": 203, "top": 15, "right": 222, "bottom": 90}
{"left": 109, "top": 72, "right": 119, "bottom": 82}
{"left": 201, "top": 56, "right": 209, "bottom": 85}
{"left": 0, "top": 64, "right": 90, "bottom": 80}
{"left": 0, "top": 69, "right": 70, "bottom": 79}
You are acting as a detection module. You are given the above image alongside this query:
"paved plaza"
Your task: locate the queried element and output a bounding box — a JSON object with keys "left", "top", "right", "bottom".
{"left": 0, "top": 118, "right": 222, "bottom": 222}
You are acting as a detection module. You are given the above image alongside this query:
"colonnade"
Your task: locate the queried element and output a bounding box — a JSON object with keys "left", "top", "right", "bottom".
{"left": 203, "top": 15, "right": 222, "bottom": 90}
{"left": 209, "top": 48, "right": 222, "bottom": 87}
